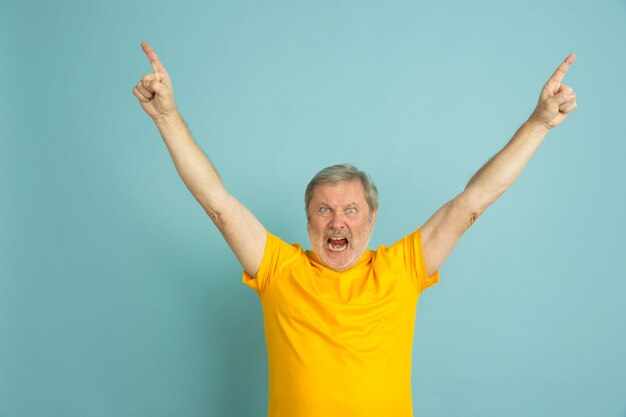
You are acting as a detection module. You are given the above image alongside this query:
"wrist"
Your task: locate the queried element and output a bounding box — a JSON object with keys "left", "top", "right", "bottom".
{"left": 525, "top": 117, "right": 552, "bottom": 135}
{"left": 153, "top": 109, "right": 183, "bottom": 130}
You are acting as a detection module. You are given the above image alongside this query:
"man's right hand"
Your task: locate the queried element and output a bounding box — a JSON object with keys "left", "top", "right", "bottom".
{"left": 132, "top": 41, "right": 177, "bottom": 120}
{"left": 131, "top": 41, "right": 267, "bottom": 279}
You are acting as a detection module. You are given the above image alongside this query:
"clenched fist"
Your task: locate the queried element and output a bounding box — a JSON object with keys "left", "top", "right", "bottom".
{"left": 529, "top": 53, "right": 577, "bottom": 130}
{"left": 132, "top": 42, "right": 177, "bottom": 120}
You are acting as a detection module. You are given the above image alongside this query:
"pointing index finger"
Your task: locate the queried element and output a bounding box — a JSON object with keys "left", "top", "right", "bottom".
{"left": 548, "top": 52, "right": 576, "bottom": 86}
{"left": 141, "top": 41, "right": 167, "bottom": 76}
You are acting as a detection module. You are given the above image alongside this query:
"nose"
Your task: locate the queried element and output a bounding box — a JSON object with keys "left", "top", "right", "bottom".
{"left": 329, "top": 211, "right": 346, "bottom": 230}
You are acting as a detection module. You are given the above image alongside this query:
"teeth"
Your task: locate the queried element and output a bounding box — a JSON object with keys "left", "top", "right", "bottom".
{"left": 327, "top": 241, "right": 348, "bottom": 252}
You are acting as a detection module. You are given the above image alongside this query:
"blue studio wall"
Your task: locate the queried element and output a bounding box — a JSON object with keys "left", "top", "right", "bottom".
{"left": 1, "top": 0, "right": 625, "bottom": 416}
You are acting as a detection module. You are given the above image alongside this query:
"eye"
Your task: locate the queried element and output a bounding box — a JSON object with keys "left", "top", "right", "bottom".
{"left": 346, "top": 207, "right": 357, "bottom": 215}
{"left": 320, "top": 207, "right": 330, "bottom": 214}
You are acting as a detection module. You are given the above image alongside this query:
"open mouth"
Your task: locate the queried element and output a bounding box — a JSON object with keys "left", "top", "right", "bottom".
{"left": 326, "top": 237, "right": 349, "bottom": 252}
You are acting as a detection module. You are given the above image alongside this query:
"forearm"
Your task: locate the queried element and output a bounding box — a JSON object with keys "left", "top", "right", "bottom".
{"left": 464, "top": 118, "right": 550, "bottom": 214}
{"left": 153, "top": 111, "right": 229, "bottom": 215}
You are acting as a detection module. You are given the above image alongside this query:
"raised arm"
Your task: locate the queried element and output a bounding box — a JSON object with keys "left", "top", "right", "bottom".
{"left": 132, "top": 41, "right": 266, "bottom": 277}
{"left": 420, "top": 53, "right": 578, "bottom": 277}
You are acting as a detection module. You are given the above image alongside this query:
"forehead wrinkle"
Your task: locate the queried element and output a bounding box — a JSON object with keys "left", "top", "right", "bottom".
{"left": 316, "top": 200, "right": 359, "bottom": 208}
{"left": 310, "top": 181, "right": 368, "bottom": 212}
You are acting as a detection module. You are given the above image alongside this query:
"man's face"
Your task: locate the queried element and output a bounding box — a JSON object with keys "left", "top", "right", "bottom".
{"left": 307, "top": 180, "right": 377, "bottom": 272}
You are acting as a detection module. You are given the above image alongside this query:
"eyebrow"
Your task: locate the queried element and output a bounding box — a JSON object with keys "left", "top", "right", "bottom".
{"left": 318, "top": 201, "right": 359, "bottom": 207}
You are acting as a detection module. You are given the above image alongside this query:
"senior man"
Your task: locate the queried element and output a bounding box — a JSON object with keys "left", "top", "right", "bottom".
{"left": 132, "top": 42, "right": 577, "bottom": 417}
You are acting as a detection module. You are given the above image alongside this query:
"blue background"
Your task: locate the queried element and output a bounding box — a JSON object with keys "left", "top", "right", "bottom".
{"left": 1, "top": 0, "right": 625, "bottom": 416}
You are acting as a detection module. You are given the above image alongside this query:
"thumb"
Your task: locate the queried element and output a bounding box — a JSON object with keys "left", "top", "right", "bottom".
{"left": 548, "top": 90, "right": 574, "bottom": 107}
{"left": 144, "top": 79, "right": 170, "bottom": 97}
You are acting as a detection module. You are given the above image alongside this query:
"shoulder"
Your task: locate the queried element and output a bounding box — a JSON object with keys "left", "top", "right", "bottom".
{"left": 265, "top": 231, "right": 307, "bottom": 265}
{"left": 374, "top": 228, "right": 421, "bottom": 256}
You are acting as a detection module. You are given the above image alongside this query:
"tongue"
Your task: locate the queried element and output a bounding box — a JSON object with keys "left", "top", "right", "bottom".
{"left": 330, "top": 238, "right": 348, "bottom": 247}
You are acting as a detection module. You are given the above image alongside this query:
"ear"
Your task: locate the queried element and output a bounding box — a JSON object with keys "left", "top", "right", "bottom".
{"left": 369, "top": 209, "right": 378, "bottom": 225}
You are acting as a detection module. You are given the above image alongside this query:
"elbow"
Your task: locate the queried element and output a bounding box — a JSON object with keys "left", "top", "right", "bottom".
{"left": 203, "top": 203, "right": 222, "bottom": 227}
{"left": 468, "top": 211, "right": 479, "bottom": 228}
{"left": 206, "top": 208, "right": 220, "bottom": 225}
{"left": 455, "top": 191, "right": 485, "bottom": 229}
{"left": 202, "top": 190, "right": 234, "bottom": 227}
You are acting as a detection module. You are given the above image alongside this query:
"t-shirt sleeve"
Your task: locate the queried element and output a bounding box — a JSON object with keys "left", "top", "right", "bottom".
{"left": 414, "top": 227, "right": 440, "bottom": 292}
{"left": 242, "top": 230, "right": 300, "bottom": 297}
{"left": 395, "top": 227, "right": 440, "bottom": 293}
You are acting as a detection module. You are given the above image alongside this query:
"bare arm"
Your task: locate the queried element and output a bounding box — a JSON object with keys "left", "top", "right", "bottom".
{"left": 420, "top": 53, "right": 578, "bottom": 277}
{"left": 132, "top": 42, "right": 266, "bottom": 277}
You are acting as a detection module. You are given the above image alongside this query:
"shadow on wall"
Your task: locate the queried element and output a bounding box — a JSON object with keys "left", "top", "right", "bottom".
{"left": 127, "top": 211, "right": 269, "bottom": 417}
{"left": 212, "top": 292, "right": 268, "bottom": 417}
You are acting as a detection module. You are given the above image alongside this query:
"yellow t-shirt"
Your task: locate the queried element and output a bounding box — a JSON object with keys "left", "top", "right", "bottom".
{"left": 243, "top": 227, "right": 439, "bottom": 417}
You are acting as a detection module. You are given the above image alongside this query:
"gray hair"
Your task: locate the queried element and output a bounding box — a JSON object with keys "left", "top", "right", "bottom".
{"left": 305, "top": 163, "right": 379, "bottom": 222}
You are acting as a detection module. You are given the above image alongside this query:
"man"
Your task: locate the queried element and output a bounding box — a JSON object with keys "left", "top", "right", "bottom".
{"left": 132, "top": 41, "right": 577, "bottom": 417}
